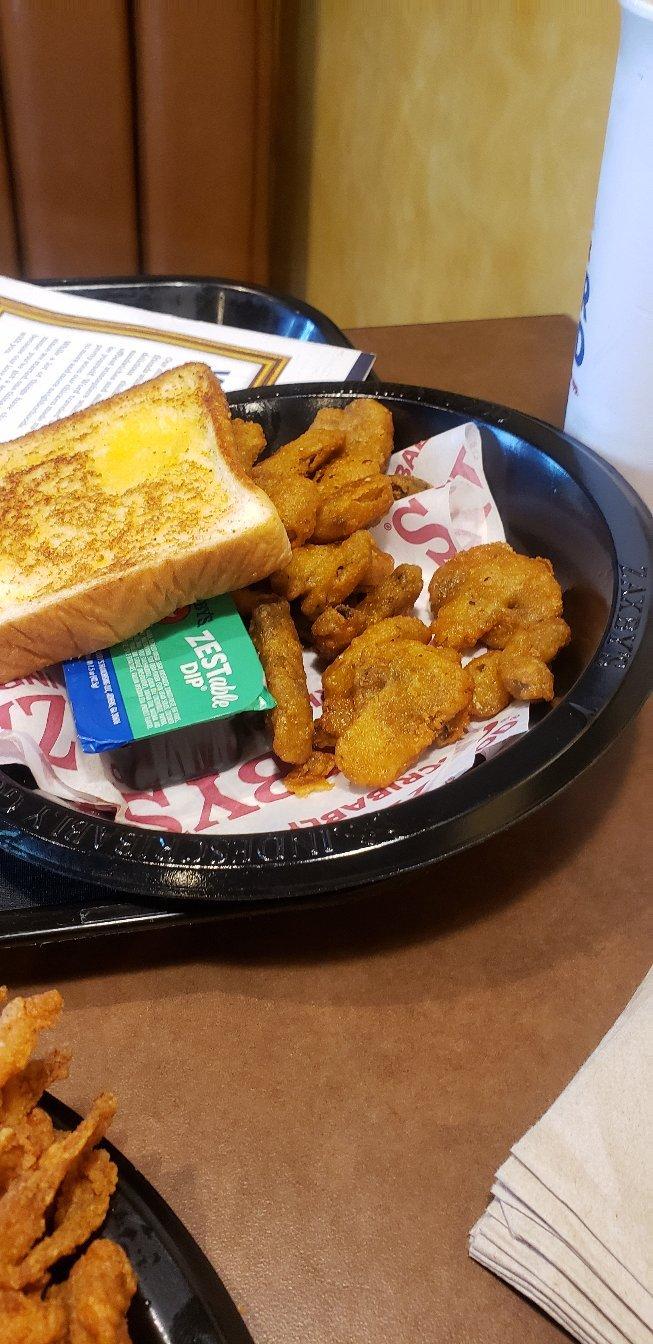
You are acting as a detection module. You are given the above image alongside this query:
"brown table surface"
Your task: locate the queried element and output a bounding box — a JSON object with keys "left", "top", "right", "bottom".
{"left": 13, "top": 316, "right": 652, "bottom": 1344}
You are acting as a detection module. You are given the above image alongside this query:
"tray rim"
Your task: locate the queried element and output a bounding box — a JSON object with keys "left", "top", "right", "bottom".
{"left": 40, "top": 274, "right": 355, "bottom": 350}
{"left": 1, "top": 380, "right": 650, "bottom": 902}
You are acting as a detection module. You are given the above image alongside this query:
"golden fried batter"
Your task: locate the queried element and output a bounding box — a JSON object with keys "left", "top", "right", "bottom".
{"left": 253, "top": 416, "right": 344, "bottom": 481}
{"left": 321, "top": 617, "right": 431, "bottom": 741}
{"left": 231, "top": 585, "right": 278, "bottom": 620}
{"left": 0, "top": 1286, "right": 65, "bottom": 1344}
{"left": 468, "top": 652, "right": 510, "bottom": 718}
{"left": 313, "top": 473, "right": 394, "bottom": 543}
{"left": 311, "top": 564, "right": 423, "bottom": 659}
{"left": 467, "top": 616, "right": 570, "bottom": 718}
{"left": 252, "top": 467, "right": 318, "bottom": 548}
{"left": 429, "top": 542, "right": 566, "bottom": 651}
{"left": 232, "top": 417, "right": 266, "bottom": 470}
{"left": 333, "top": 641, "right": 472, "bottom": 788}
{"left": 386, "top": 473, "right": 430, "bottom": 500}
{"left": 13, "top": 1149, "right": 118, "bottom": 1290}
{"left": 58, "top": 1238, "right": 136, "bottom": 1344}
{"left": 284, "top": 751, "right": 336, "bottom": 796}
{"left": 1, "top": 1050, "right": 71, "bottom": 1128}
{"left": 0, "top": 989, "right": 134, "bottom": 1342}
{"left": 0, "top": 992, "right": 63, "bottom": 1090}
{"left": 271, "top": 531, "right": 393, "bottom": 621}
{"left": 313, "top": 399, "right": 393, "bottom": 483}
{"left": 249, "top": 601, "right": 313, "bottom": 765}
{"left": 0, "top": 1092, "right": 116, "bottom": 1278}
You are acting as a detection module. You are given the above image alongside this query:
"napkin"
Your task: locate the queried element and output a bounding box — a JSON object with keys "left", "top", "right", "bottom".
{"left": 470, "top": 969, "right": 653, "bottom": 1344}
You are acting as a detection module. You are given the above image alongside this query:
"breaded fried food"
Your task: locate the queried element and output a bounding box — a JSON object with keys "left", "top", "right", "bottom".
{"left": 271, "top": 531, "right": 393, "bottom": 621}
{"left": 1, "top": 1049, "right": 71, "bottom": 1129}
{"left": 231, "top": 584, "right": 279, "bottom": 620}
{"left": 311, "top": 563, "right": 423, "bottom": 659}
{"left": 252, "top": 415, "right": 344, "bottom": 481}
{"left": 284, "top": 751, "right": 336, "bottom": 797}
{"left": 0, "top": 1109, "right": 57, "bottom": 1196}
{"left": 332, "top": 639, "right": 472, "bottom": 788}
{"left": 250, "top": 600, "right": 313, "bottom": 765}
{"left": 57, "top": 1238, "right": 136, "bottom": 1343}
{"left": 0, "top": 1091, "right": 117, "bottom": 1283}
{"left": 308, "top": 399, "right": 395, "bottom": 541}
{"left": 313, "top": 399, "right": 393, "bottom": 482}
{"left": 467, "top": 616, "right": 571, "bottom": 718}
{"left": 232, "top": 417, "right": 266, "bottom": 470}
{"left": 252, "top": 468, "right": 318, "bottom": 548}
{"left": 13, "top": 1149, "right": 118, "bottom": 1290}
{"left": 0, "top": 989, "right": 134, "bottom": 1341}
{"left": 0, "top": 992, "right": 63, "bottom": 1090}
{"left": 429, "top": 542, "right": 567, "bottom": 651}
{"left": 312, "top": 473, "right": 393, "bottom": 543}
{"left": 0, "top": 1286, "right": 66, "bottom": 1344}
{"left": 321, "top": 617, "right": 431, "bottom": 742}
{"left": 386, "top": 473, "right": 430, "bottom": 500}
{"left": 468, "top": 652, "right": 511, "bottom": 718}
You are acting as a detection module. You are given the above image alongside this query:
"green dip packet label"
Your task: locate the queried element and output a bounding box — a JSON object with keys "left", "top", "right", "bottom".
{"left": 63, "top": 595, "right": 274, "bottom": 753}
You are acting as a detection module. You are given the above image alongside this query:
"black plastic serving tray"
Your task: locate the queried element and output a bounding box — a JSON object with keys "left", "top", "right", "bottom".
{"left": 0, "top": 285, "right": 651, "bottom": 946}
{"left": 0, "top": 276, "right": 355, "bottom": 947}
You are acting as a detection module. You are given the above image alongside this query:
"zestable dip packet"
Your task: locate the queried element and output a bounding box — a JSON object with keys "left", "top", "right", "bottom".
{"left": 62, "top": 597, "right": 273, "bottom": 790}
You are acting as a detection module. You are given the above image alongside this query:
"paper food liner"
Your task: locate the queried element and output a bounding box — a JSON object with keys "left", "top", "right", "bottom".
{"left": 0, "top": 424, "right": 530, "bottom": 834}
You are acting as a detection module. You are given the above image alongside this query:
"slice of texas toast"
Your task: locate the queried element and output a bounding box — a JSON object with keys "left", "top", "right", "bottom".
{"left": 0, "top": 362, "right": 290, "bottom": 681}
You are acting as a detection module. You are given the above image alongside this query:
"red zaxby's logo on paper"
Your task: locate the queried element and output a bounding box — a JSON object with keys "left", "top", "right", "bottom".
{"left": 161, "top": 607, "right": 191, "bottom": 625}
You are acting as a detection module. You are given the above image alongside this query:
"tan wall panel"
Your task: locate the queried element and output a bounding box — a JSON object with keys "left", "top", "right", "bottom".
{"left": 272, "top": 0, "right": 620, "bottom": 327}
{"left": 0, "top": 0, "right": 138, "bottom": 278}
{"left": 135, "top": 0, "right": 275, "bottom": 282}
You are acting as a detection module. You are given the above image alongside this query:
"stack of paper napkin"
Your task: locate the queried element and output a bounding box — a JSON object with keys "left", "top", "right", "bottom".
{"left": 470, "top": 968, "right": 652, "bottom": 1343}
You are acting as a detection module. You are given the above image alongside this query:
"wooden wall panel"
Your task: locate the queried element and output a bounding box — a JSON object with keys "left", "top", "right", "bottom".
{"left": 0, "top": 112, "right": 18, "bottom": 274}
{"left": 0, "top": 0, "right": 138, "bottom": 277}
{"left": 134, "top": 0, "right": 275, "bottom": 282}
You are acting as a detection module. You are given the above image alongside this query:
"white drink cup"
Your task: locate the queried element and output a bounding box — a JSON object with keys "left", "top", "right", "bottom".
{"left": 564, "top": 0, "right": 653, "bottom": 508}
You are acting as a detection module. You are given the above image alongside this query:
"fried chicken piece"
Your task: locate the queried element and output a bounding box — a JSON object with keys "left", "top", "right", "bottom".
{"left": 1, "top": 1049, "right": 71, "bottom": 1128}
{"left": 334, "top": 641, "right": 472, "bottom": 788}
{"left": 57, "top": 1239, "right": 136, "bottom": 1344}
{"left": 0, "top": 1129, "right": 30, "bottom": 1196}
{"left": 249, "top": 601, "right": 313, "bottom": 765}
{"left": 311, "top": 564, "right": 424, "bottom": 659}
{"left": 0, "top": 1110, "right": 57, "bottom": 1195}
{"left": 0, "top": 1287, "right": 65, "bottom": 1344}
{"left": 284, "top": 751, "right": 337, "bottom": 796}
{"left": 429, "top": 542, "right": 566, "bottom": 651}
{"left": 312, "top": 473, "right": 394, "bottom": 543}
{"left": 0, "top": 992, "right": 63, "bottom": 1090}
{"left": 271, "top": 531, "right": 393, "bottom": 621}
{"left": 321, "top": 617, "right": 431, "bottom": 741}
{"left": 467, "top": 616, "right": 571, "bottom": 719}
{"left": 232, "top": 417, "right": 266, "bottom": 470}
{"left": 253, "top": 467, "right": 318, "bottom": 548}
{"left": 386, "top": 473, "right": 431, "bottom": 500}
{"left": 0, "top": 1092, "right": 116, "bottom": 1277}
{"left": 13, "top": 1149, "right": 118, "bottom": 1291}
